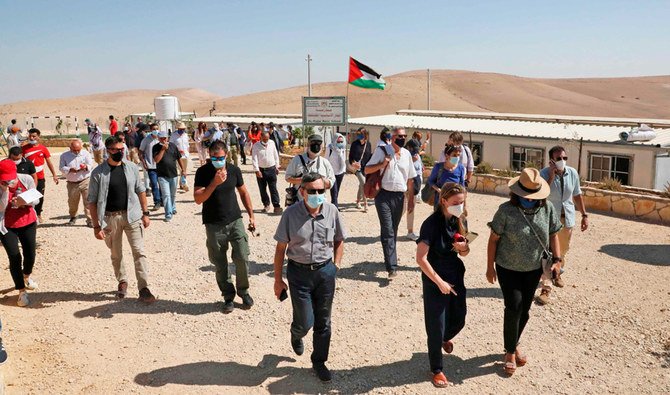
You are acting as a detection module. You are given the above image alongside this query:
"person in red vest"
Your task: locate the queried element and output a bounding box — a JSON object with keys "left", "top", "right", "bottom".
{"left": 109, "top": 115, "right": 118, "bottom": 135}
{"left": 21, "top": 128, "right": 59, "bottom": 223}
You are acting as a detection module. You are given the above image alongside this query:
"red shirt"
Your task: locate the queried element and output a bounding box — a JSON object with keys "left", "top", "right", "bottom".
{"left": 110, "top": 119, "right": 119, "bottom": 134}
{"left": 248, "top": 130, "right": 261, "bottom": 144}
{"left": 4, "top": 180, "right": 37, "bottom": 228}
{"left": 22, "top": 144, "right": 51, "bottom": 180}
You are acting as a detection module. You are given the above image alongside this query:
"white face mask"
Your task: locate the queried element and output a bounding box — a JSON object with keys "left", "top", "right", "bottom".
{"left": 555, "top": 159, "right": 566, "bottom": 171}
{"left": 13, "top": 159, "right": 21, "bottom": 165}
{"left": 446, "top": 203, "right": 465, "bottom": 217}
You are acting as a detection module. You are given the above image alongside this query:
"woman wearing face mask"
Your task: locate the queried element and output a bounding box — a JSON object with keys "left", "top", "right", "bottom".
{"left": 194, "top": 122, "right": 208, "bottom": 165}
{"left": 427, "top": 145, "right": 466, "bottom": 209}
{"left": 486, "top": 168, "right": 562, "bottom": 376}
{"left": 326, "top": 133, "right": 347, "bottom": 209}
{"left": 0, "top": 159, "right": 39, "bottom": 307}
{"left": 378, "top": 127, "right": 392, "bottom": 147}
{"left": 415, "top": 182, "right": 469, "bottom": 387}
{"left": 348, "top": 127, "right": 372, "bottom": 212}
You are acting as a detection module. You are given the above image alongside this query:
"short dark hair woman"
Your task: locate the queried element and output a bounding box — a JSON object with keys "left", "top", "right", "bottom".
{"left": 486, "top": 168, "right": 563, "bottom": 375}
{"left": 416, "top": 182, "right": 470, "bottom": 387}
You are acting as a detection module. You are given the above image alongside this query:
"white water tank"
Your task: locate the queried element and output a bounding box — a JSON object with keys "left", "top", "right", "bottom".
{"left": 154, "top": 94, "right": 180, "bottom": 121}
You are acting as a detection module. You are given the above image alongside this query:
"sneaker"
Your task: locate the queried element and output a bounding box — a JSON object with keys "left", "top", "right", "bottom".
{"left": 535, "top": 289, "right": 550, "bottom": 305}
{"left": 151, "top": 204, "right": 160, "bottom": 211}
{"left": 24, "top": 277, "right": 38, "bottom": 290}
{"left": 222, "top": 300, "right": 234, "bottom": 314}
{"left": 388, "top": 270, "right": 398, "bottom": 280}
{"left": 117, "top": 281, "right": 128, "bottom": 299}
{"left": 172, "top": 210, "right": 177, "bottom": 215}
{"left": 67, "top": 217, "right": 77, "bottom": 226}
{"left": 0, "top": 338, "right": 7, "bottom": 365}
{"left": 182, "top": 185, "right": 189, "bottom": 192}
{"left": 291, "top": 337, "right": 304, "bottom": 356}
{"left": 263, "top": 205, "right": 271, "bottom": 213}
{"left": 138, "top": 287, "right": 156, "bottom": 304}
{"left": 86, "top": 219, "right": 93, "bottom": 228}
{"left": 406, "top": 232, "right": 419, "bottom": 241}
{"left": 273, "top": 207, "right": 283, "bottom": 214}
{"left": 313, "top": 363, "right": 332, "bottom": 382}
{"left": 553, "top": 276, "right": 565, "bottom": 288}
{"left": 164, "top": 217, "right": 172, "bottom": 223}
{"left": 17, "top": 291, "right": 30, "bottom": 307}
{"left": 356, "top": 203, "right": 362, "bottom": 210}
{"left": 241, "top": 294, "right": 254, "bottom": 310}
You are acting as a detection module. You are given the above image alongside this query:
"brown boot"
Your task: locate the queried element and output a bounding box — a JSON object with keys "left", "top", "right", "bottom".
{"left": 535, "top": 289, "right": 550, "bottom": 305}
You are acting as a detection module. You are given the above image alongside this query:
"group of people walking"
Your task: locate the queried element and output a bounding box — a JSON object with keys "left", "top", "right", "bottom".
{"left": 0, "top": 119, "right": 588, "bottom": 386}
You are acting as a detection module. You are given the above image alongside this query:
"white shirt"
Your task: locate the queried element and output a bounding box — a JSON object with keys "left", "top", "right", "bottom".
{"left": 6, "top": 133, "right": 20, "bottom": 148}
{"left": 170, "top": 132, "right": 190, "bottom": 159}
{"left": 251, "top": 141, "right": 279, "bottom": 171}
{"left": 59, "top": 150, "right": 94, "bottom": 182}
{"left": 326, "top": 144, "right": 346, "bottom": 175}
{"left": 368, "top": 146, "right": 417, "bottom": 192}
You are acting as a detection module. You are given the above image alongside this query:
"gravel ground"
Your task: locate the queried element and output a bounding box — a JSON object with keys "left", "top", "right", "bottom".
{"left": 0, "top": 158, "right": 668, "bottom": 394}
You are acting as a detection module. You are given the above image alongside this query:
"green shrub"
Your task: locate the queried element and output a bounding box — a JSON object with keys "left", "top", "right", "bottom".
{"left": 596, "top": 177, "right": 624, "bottom": 192}
{"left": 421, "top": 154, "right": 435, "bottom": 168}
{"left": 495, "top": 168, "right": 518, "bottom": 178}
{"left": 663, "top": 182, "right": 670, "bottom": 198}
{"left": 475, "top": 162, "right": 493, "bottom": 174}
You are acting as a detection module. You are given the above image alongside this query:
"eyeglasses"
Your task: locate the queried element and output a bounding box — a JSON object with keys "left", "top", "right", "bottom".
{"left": 0, "top": 181, "right": 13, "bottom": 187}
{"left": 107, "top": 147, "right": 124, "bottom": 153}
{"left": 210, "top": 156, "right": 226, "bottom": 161}
{"left": 306, "top": 188, "right": 325, "bottom": 195}
{"left": 555, "top": 156, "right": 568, "bottom": 160}
{"left": 396, "top": 135, "right": 407, "bottom": 138}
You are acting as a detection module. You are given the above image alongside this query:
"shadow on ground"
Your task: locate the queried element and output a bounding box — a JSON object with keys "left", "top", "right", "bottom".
{"left": 599, "top": 244, "right": 670, "bottom": 266}
{"left": 134, "top": 352, "right": 502, "bottom": 392}
{"left": 73, "top": 298, "right": 229, "bottom": 318}
{"left": 0, "top": 291, "right": 115, "bottom": 308}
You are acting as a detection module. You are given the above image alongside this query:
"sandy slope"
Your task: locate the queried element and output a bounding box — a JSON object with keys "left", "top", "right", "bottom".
{"left": 0, "top": 158, "right": 668, "bottom": 394}
{"left": 2, "top": 71, "right": 670, "bottom": 130}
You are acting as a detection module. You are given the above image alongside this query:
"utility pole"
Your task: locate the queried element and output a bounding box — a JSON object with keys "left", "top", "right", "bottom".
{"left": 306, "top": 53, "right": 312, "bottom": 97}
{"left": 427, "top": 68, "right": 431, "bottom": 110}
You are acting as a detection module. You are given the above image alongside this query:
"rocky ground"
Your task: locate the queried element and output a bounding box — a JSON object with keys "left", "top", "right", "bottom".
{"left": 0, "top": 157, "right": 668, "bottom": 394}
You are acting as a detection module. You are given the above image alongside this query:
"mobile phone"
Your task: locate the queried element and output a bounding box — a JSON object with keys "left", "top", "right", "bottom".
{"left": 279, "top": 289, "right": 288, "bottom": 301}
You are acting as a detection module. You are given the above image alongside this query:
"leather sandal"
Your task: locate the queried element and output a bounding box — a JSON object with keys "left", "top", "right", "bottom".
{"left": 431, "top": 371, "right": 449, "bottom": 388}
{"left": 442, "top": 340, "right": 454, "bottom": 354}
{"left": 503, "top": 353, "right": 516, "bottom": 376}
{"left": 515, "top": 348, "right": 528, "bottom": 367}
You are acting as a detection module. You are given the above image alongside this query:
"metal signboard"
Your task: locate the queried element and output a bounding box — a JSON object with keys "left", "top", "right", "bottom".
{"left": 302, "top": 96, "right": 347, "bottom": 126}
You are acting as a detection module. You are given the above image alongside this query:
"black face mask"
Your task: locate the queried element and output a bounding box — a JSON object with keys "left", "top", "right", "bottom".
{"left": 309, "top": 143, "right": 322, "bottom": 154}
{"left": 110, "top": 151, "right": 124, "bottom": 162}
{"left": 394, "top": 137, "right": 406, "bottom": 148}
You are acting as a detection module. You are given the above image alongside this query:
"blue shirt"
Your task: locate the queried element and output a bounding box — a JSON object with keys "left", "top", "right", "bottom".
{"left": 427, "top": 163, "right": 465, "bottom": 189}
{"left": 540, "top": 166, "right": 582, "bottom": 228}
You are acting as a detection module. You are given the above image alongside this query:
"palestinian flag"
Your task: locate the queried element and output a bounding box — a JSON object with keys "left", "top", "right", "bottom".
{"left": 348, "top": 57, "right": 386, "bottom": 90}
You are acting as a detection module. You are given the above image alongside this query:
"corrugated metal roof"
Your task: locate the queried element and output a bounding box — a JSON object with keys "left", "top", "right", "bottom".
{"left": 214, "top": 113, "right": 302, "bottom": 119}
{"left": 192, "top": 115, "right": 303, "bottom": 125}
{"left": 349, "top": 114, "right": 670, "bottom": 148}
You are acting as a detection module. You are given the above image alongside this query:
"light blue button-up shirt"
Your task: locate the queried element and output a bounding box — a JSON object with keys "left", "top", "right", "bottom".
{"left": 540, "top": 165, "right": 582, "bottom": 228}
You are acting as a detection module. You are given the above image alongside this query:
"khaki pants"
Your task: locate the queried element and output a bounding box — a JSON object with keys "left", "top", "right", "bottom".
{"left": 541, "top": 217, "right": 572, "bottom": 291}
{"left": 130, "top": 148, "right": 140, "bottom": 164}
{"left": 93, "top": 149, "right": 104, "bottom": 164}
{"left": 103, "top": 212, "right": 149, "bottom": 290}
{"left": 66, "top": 178, "right": 92, "bottom": 222}
{"left": 227, "top": 146, "right": 239, "bottom": 167}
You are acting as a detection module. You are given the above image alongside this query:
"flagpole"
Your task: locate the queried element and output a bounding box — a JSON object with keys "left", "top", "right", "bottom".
{"left": 345, "top": 65, "right": 351, "bottom": 160}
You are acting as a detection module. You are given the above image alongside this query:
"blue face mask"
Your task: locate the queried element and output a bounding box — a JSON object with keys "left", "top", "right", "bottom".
{"left": 357, "top": 134, "right": 364, "bottom": 140}
{"left": 211, "top": 159, "right": 226, "bottom": 169}
{"left": 336, "top": 142, "right": 345, "bottom": 149}
{"left": 449, "top": 156, "right": 459, "bottom": 165}
{"left": 519, "top": 197, "right": 538, "bottom": 209}
{"left": 151, "top": 131, "right": 159, "bottom": 136}
{"left": 177, "top": 130, "right": 185, "bottom": 135}
{"left": 384, "top": 133, "right": 392, "bottom": 141}
{"left": 306, "top": 193, "right": 326, "bottom": 209}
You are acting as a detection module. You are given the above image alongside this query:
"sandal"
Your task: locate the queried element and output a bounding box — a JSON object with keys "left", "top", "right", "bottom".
{"left": 503, "top": 353, "right": 516, "bottom": 376}
{"left": 442, "top": 340, "right": 454, "bottom": 354}
{"left": 515, "top": 348, "right": 527, "bottom": 367}
{"left": 431, "top": 371, "right": 449, "bottom": 388}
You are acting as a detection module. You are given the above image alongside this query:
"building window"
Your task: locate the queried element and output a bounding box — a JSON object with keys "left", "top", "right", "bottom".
{"left": 465, "top": 142, "right": 483, "bottom": 166}
{"left": 510, "top": 146, "right": 544, "bottom": 171}
{"left": 589, "top": 154, "right": 631, "bottom": 185}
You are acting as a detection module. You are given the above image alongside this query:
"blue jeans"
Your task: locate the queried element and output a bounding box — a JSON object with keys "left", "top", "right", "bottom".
{"left": 147, "top": 169, "right": 161, "bottom": 205}
{"left": 287, "top": 259, "right": 337, "bottom": 364}
{"left": 157, "top": 176, "right": 177, "bottom": 219}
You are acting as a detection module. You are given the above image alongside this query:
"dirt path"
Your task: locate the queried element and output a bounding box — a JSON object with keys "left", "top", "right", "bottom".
{"left": 1, "top": 158, "right": 668, "bottom": 394}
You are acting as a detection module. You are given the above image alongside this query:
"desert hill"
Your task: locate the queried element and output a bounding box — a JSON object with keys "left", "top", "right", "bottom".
{"left": 2, "top": 71, "right": 669, "bottom": 131}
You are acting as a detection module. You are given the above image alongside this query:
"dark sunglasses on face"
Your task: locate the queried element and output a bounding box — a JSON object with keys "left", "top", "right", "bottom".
{"left": 211, "top": 156, "right": 226, "bottom": 161}
{"left": 555, "top": 156, "right": 568, "bottom": 161}
{"left": 306, "top": 188, "right": 325, "bottom": 195}
{"left": 107, "top": 147, "right": 124, "bottom": 153}
{"left": 0, "top": 181, "right": 13, "bottom": 186}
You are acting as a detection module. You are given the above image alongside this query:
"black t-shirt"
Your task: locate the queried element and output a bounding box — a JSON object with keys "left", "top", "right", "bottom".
{"left": 16, "top": 158, "right": 36, "bottom": 176}
{"left": 417, "top": 211, "right": 468, "bottom": 283}
{"left": 194, "top": 162, "right": 244, "bottom": 225}
{"left": 106, "top": 164, "right": 128, "bottom": 212}
{"left": 152, "top": 142, "right": 181, "bottom": 178}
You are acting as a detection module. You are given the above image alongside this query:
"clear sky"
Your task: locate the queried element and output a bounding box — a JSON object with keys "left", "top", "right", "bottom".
{"left": 1, "top": 0, "right": 669, "bottom": 104}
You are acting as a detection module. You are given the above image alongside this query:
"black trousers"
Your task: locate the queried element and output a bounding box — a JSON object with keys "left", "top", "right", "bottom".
{"left": 374, "top": 189, "right": 405, "bottom": 272}
{"left": 329, "top": 173, "right": 345, "bottom": 207}
{"left": 496, "top": 264, "right": 543, "bottom": 353}
{"left": 0, "top": 222, "right": 37, "bottom": 290}
{"left": 35, "top": 178, "right": 46, "bottom": 216}
{"left": 239, "top": 143, "right": 246, "bottom": 164}
{"left": 423, "top": 273, "right": 467, "bottom": 373}
{"left": 256, "top": 167, "right": 280, "bottom": 208}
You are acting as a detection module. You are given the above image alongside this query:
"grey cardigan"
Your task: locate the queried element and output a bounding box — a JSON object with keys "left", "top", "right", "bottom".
{"left": 87, "top": 160, "right": 146, "bottom": 229}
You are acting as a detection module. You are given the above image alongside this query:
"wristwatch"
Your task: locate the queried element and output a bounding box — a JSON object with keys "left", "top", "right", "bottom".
{"left": 552, "top": 256, "right": 563, "bottom": 263}
{"left": 142, "top": 211, "right": 150, "bottom": 216}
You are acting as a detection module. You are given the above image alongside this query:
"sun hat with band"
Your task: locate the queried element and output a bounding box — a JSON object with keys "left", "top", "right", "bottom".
{"left": 0, "top": 159, "right": 18, "bottom": 182}
{"left": 508, "top": 168, "right": 550, "bottom": 199}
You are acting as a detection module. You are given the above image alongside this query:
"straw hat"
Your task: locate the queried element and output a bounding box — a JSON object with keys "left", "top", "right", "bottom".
{"left": 176, "top": 121, "right": 186, "bottom": 129}
{"left": 508, "top": 168, "right": 550, "bottom": 199}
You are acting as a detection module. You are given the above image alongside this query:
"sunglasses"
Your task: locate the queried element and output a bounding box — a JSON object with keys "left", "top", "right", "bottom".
{"left": 211, "top": 156, "right": 226, "bottom": 161}
{"left": 306, "top": 188, "right": 325, "bottom": 195}
{"left": 0, "top": 181, "right": 13, "bottom": 187}
{"left": 107, "top": 147, "right": 124, "bottom": 153}
{"left": 396, "top": 135, "right": 407, "bottom": 138}
{"left": 555, "top": 156, "right": 568, "bottom": 160}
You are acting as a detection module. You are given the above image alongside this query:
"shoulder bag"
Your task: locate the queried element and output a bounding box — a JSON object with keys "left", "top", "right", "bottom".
{"left": 364, "top": 147, "right": 389, "bottom": 199}
{"left": 518, "top": 207, "right": 554, "bottom": 278}
{"left": 420, "top": 166, "right": 444, "bottom": 205}
{"left": 347, "top": 141, "right": 368, "bottom": 174}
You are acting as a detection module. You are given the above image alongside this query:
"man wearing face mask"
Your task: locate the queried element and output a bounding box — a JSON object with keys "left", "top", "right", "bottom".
{"left": 59, "top": 139, "right": 94, "bottom": 227}
{"left": 85, "top": 118, "right": 105, "bottom": 164}
{"left": 22, "top": 128, "right": 59, "bottom": 224}
{"left": 537, "top": 146, "right": 589, "bottom": 304}
{"left": 170, "top": 122, "right": 191, "bottom": 192}
{"left": 365, "top": 127, "right": 416, "bottom": 279}
{"left": 284, "top": 134, "right": 335, "bottom": 205}
{"left": 88, "top": 136, "right": 155, "bottom": 304}
{"left": 273, "top": 172, "right": 346, "bottom": 383}
{"left": 252, "top": 131, "right": 282, "bottom": 214}
{"left": 194, "top": 140, "right": 257, "bottom": 314}
{"left": 8, "top": 147, "right": 37, "bottom": 185}
{"left": 139, "top": 124, "right": 162, "bottom": 210}
{"left": 153, "top": 131, "right": 186, "bottom": 222}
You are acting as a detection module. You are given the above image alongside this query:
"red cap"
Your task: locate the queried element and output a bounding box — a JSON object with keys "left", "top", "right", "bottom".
{"left": 0, "top": 159, "right": 18, "bottom": 182}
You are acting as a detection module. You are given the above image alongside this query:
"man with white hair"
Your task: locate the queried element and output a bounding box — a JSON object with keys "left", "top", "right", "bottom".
{"left": 59, "top": 139, "right": 94, "bottom": 226}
